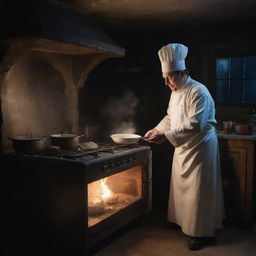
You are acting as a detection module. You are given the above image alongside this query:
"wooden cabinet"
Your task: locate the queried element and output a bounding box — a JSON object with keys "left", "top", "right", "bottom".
{"left": 218, "top": 139, "right": 255, "bottom": 226}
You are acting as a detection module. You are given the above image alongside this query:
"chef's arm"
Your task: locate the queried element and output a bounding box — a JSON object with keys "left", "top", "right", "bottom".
{"left": 165, "top": 91, "right": 210, "bottom": 147}
{"left": 144, "top": 115, "right": 170, "bottom": 144}
{"left": 155, "top": 115, "right": 171, "bottom": 133}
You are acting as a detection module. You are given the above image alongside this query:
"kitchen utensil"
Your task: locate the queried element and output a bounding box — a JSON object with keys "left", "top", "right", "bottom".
{"left": 50, "top": 133, "right": 84, "bottom": 150}
{"left": 234, "top": 124, "right": 251, "bottom": 135}
{"left": 223, "top": 121, "right": 233, "bottom": 133}
{"left": 110, "top": 134, "right": 148, "bottom": 144}
{"left": 9, "top": 135, "right": 46, "bottom": 153}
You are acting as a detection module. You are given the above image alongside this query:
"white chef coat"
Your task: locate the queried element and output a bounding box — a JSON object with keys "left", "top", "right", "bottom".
{"left": 155, "top": 76, "right": 225, "bottom": 237}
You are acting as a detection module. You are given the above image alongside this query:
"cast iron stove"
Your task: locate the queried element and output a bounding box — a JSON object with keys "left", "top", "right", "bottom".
{"left": 2, "top": 143, "right": 152, "bottom": 256}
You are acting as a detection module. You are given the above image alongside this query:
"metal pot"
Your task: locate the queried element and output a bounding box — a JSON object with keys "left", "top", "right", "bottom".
{"left": 110, "top": 134, "right": 148, "bottom": 144}
{"left": 50, "top": 134, "right": 83, "bottom": 150}
{"left": 9, "top": 135, "right": 46, "bottom": 153}
{"left": 234, "top": 124, "right": 251, "bottom": 135}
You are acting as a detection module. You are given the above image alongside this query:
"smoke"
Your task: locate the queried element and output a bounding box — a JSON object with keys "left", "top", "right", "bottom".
{"left": 102, "top": 89, "right": 138, "bottom": 134}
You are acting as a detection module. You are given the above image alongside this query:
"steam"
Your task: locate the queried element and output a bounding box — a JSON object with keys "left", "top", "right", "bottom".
{"left": 102, "top": 90, "right": 138, "bottom": 134}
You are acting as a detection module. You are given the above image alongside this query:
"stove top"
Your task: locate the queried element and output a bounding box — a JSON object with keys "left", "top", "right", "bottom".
{"left": 7, "top": 143, "right": 151, "bottom": 165}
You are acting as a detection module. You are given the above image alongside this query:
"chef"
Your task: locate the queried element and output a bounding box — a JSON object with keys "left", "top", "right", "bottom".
{"left": 145, "top": 43, "right": 225, "bottom": 250}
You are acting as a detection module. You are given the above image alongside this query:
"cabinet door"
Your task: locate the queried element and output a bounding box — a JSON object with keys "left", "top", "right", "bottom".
{"left": 219, "top": 140, "right": 254, "bottom": 225}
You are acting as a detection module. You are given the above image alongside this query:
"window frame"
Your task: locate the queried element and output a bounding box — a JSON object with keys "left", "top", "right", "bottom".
{"left": 216, "top": 56, "right": 256, "bottom": 104}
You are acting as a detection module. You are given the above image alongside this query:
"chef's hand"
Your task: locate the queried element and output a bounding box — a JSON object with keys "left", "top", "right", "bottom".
{"left": 144, "top": 129, "right": 166, "bottom": 144}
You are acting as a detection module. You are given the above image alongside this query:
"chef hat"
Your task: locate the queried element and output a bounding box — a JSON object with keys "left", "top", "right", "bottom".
{"left": 158, "top": 43, "right": 188, "bottom": 72}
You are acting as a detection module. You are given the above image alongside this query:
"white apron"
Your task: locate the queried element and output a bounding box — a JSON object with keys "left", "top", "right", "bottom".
{"left": 155, "top": 76, "right": 225, "bottom": 237}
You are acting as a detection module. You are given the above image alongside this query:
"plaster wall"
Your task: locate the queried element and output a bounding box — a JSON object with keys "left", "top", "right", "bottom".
{"left": 1, "top": 51, "right": 78, "bottom": 152}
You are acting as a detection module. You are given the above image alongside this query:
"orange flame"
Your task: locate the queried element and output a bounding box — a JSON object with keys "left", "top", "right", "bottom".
{"left": 100, "top": 178, "right": 112, "bottom": 201}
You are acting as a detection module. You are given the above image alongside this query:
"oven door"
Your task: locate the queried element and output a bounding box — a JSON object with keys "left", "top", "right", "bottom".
{"left": 86, "top": 149, "right": 152, "bottom": 248}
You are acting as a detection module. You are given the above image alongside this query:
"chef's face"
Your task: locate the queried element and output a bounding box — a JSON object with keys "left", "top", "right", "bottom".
{"left": 162, "top": 71, "right": 186, "bottom": 91}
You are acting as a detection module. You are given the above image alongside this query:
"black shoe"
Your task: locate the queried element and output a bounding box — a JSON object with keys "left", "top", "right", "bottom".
{"left": 188, "top": 237, "right": 204, "bottom": 250}
{"left": 188, "top": 236, "right": 216, "bottom": 250}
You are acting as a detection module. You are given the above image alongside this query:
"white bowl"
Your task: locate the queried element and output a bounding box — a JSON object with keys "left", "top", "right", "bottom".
{"left": 110, "top": 134, "right": 141, "bottom": 144}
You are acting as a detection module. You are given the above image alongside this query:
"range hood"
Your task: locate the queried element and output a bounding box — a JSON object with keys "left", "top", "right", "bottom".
{"left": 0, "top": 0, "right": 125, "bottom": 154}
{"left": 0, "top": 0, "right": 125, "bottom": 56}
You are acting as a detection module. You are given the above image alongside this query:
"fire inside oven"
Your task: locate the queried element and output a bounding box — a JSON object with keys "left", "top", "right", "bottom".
{"left": 88, "top": 165, "right": 143, "bottom": 227}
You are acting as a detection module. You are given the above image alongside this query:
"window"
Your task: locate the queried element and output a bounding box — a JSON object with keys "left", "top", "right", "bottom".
{"left": 216, "top": 56, "right": 256, "bottom": 104}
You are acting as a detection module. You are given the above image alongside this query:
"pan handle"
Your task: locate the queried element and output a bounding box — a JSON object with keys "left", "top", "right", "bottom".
{"left": 140, "top": 136, "right": 149, "bottom": 140}
{"left": 140, "top": 135, "right": 156, "bottom": 140}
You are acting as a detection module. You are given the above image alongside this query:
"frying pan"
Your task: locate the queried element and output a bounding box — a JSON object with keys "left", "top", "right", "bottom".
{"left": 110, "top": 133, "right": 148, "bottom": 144}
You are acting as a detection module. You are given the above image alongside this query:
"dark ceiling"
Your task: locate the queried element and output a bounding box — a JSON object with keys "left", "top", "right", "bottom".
{"left": 59, "top": 0, "right": 256, "bottom": 29}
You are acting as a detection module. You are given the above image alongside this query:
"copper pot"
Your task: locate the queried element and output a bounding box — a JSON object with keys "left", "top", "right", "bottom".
{"left": 235, "top": 124, "right": 251, "bottom": 135}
